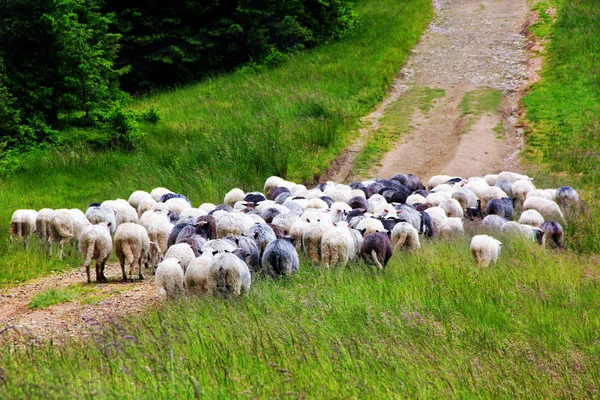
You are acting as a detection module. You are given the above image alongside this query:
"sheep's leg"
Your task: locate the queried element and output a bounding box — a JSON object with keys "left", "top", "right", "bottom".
{"left": 138, "top": 258, "right": 144, "bottom": 281}
{"left": 118, "top": 254, "right": 127, "bottom": 281}
{"left": 98, "top": 260, "right": 108, "bottom": 282}
{"left": 86, "top": 263, "right": 92, "bottom": 284}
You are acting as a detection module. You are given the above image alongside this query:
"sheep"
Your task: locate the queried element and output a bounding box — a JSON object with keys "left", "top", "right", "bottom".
{"left": 202, "top": 239, "right": 238, "bottom": 254}
{"left": 356, "top": 218, "right": 385, "bottom": 237}
{"left": 484, "top": 174, "right": 500, "bottom": 186}
{"left": 419, "top": 211, "right": 435, "bottom": 238}
{"left": 245, "top": 192, "right": 267, "bottom": 204}
{"left": 271, "top": 214, "right": 301, "bottom": 236}
{"left": 511, "top": 180, "right": 536, "bottom": 204}
{"left": 439, "top": 198, "right": 464, "bottom": 218}
{"left": 464, "top": 180, "right": 491, "bottom": 199}
{"left": 392, "top": 173, "right": 425, "bottom": 191}
{"left": 306, "top": 198, "right": 329, "bottom": 210}
{"left": 262, "top": 238, "right": 299, "bottom": 277}
{"left": 360, "top": 232, "right": 393, "bottom": 270}
{"left": 394, "top": 204, "right": 422, "bottom": 232}
{"left": 79, "top": 222, "right": 113, "bottom": 283}
{"left": 248, "top": 223, "right": 277, "bottom": 256}
{"left": 115, "top": 205, "right": 139, "bottom": 227}
{"left": 482, "top": 215, "right": 508, "bottom": 230}
{"left": 323, "top": 186, "right": 351, "bottom": 204}
{"left": 207, "top": 251, "right": 252, "bottom": 296}
{"left": 165, "top": 197, "right": 192, "bottom": 215}
{"left": 522, "top": 197, "right": 564, "bottom": 221}
{"left": 438, "top": 217, "right": 464, "bottom": 238}
{"left": 425, "top": 191, "right": 452, "bottom": 206}
{"left": 485, "top": 198, "right": 515, "bottom": 220}
{"left": 289, "top": 220, "right": 310, "bottom": 251}
{"left": 139, "top": 209, "right": 171, "bottom": 230}
{"left": 176, "top": 236, "right": 206, "bottom": 256}
{"left": 330, "top": 202, "right": 352, "bottom": 223}
{"left": 160, "top": 193, "right": 192, "bottom": 205}
{"left": 196, "top": 215, "right": 217, "bottom": 240}
{"left": 498, "top": 171, "right": 532, "bottom": 183}
{"left": 137, "top": 197, "right": 157, "bottom": 217}
{"left": 85, "top": 205, "right": 117, "bottom": 234}
{"left": 224, "top": 188, "right": 245, "bottom": 207}
{"left": 464, "top": 201, "right": 484, "bottom": 221}
{"left": 405, "top": 194, "right": 425, "bottom": 206}
{"left": 540, "top": 221, "right": 564, "bottom": 249}
{"left": 224, "top": 235, "right": 260, "bottom": 271}
{"left": 501, "top": 222, "right": 545, "bottom": 245}
{"left": 427, "top": 175, "right": 457, "bottom": 190}
{"left": 164, "top": 242, "right": 196, "bottom": 272}
{"left": 128, "top": 190, "right": 153, "bottom": 210}
{"left": 556, "top": 186, "right": 580, "bottom": 209}
{"left": 114, "top": 222, "right": 150, "bottom": 281}
{"left": 367, "top": 194, "right": 389, "bottom": 214}
{"left": 217, "top": 212, "right": 248, "bottom": 238}
{"left": 261, "top": 208, "right": 282, "bottom": 224}
{"left": 494, "top": 179, "right": 513, "bottom": 196}
{"left": 185, "top": 254, "right": 213, "bottom": 294}
{"left": 284, "top": 201, "right": 305, "bottom": 216}
{"left": 151, "top": 187, "right": 172, "bottom": 202}
{"left": 391, "top": 222, "right": 420, "bottom": 251}
{"left": 320, "top": 222, "right": 355, "bottom": 268}
{"left": 10, "top": 209, "right": 38, "bottom": 248}
{"left": 470, "top": 235, "right": 503, "bottom": 267}
{"left": 168, "top": 217, "right": 196, "bottom": 247}
{"left": 264, "top": 176, "right": 286, "bottom": 197}
{"left": 146, "top": 218, "right": 174, "bottom": 269}
{"left": 526, "top": 189, "right": 557, "bottom": 202}
{"left": 302, "top": 221, "right": 330, "bottom": 262}
{"left": 518, "top": 209, "right": 544, "bottom": 228}
{"left": 423, "top": 206, "right": 447, "bottom": 234}
{"left": 179, "top": 208, "right": 207, "bottom": 221}
{"left": 199, "top": 203, "right": 217, "bottom": 213}
{"left": 268, "top": 187, "right": 291, "bottom": 201}
{"left": 35, "top": 208, "right": 55, "bottom": 250}
{"left": 50, "top": 209, "right": 90, "bottom": 259}
{"left": 480, "top": 187, "right": 508, "bottom": 211}
{"left": 274, "top": 192, "right": 292, "bottom": 205}
{"left": 155, "top": 258, "right": 185, "bottom": 299}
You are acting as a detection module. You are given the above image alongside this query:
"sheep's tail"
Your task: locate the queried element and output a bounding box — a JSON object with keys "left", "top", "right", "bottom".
{"left": 9, "top": 222, "right": 17, "bottom": 242}
{"left": 82, "top": 238, "right": 95, "bottom": 267}
{"left": 122, "top": 242, "right": 135, "bottom": 266}
{"left": 270, "top": 252, "right": 284, "bottom": 275}
{"left": 321, "top": 243, "right": 331, "bottom": 268}
{"left": 371, "top": 250, "right": 383, "bottom": 271}
{"left": 216, "top": 266, "right": 227, "bottom": 293}
{"left": 393, "top": 232, "right": 407, "bottom": 252}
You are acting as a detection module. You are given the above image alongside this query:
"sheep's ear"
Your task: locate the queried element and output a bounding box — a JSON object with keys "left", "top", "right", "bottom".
{"left": 234, "top": 238, "right": 240, "bottom": 246}
{"left": 199, "top": 250, "right": 203, "bottom": 255}
{"left": 306, "top": 218, "right": 311, "bottom": 223}
{"left": 499, "top": 242, "right": 504, "bottom": 246}
{"left": 106, "top": 222, "right": 112, "bottom": 227}
{"left": 359, "top": 229, "right": 366, "bottom": 234}
{"left": 254, "top": 232, "right": 259, "bottom": 239}
{"left": 212, "top": 250, "right": 219, "bottom": 255}
{"left": 333, "top": 222, "right": 337, "bottom": 227}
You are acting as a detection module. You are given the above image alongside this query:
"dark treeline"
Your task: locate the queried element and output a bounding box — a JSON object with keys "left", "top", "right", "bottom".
{"left": 0, "top": 0, "right": 356, "bottom": 155}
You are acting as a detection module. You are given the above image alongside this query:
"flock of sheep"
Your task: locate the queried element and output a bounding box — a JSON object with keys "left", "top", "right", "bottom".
{"left": 9, "top": 170, "right": 579, "bottom": 299}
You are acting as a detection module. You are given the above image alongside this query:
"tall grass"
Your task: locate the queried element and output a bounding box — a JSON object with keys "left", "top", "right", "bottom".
{"left": 0, "top": 0, "right": 433, "bottom": 285}
{"left": 2, "top": 237, "right": 600, "bottom": 398}
{"left": 521, "top": 0, "right": 600, "bottom": 252}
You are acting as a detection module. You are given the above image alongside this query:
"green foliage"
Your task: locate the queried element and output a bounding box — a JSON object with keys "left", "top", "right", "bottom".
{"left": 28, "top": 284, "right": 95, "bottom": 309}
{"left": 105, "top": 0, "right": 358, "bottom": 91}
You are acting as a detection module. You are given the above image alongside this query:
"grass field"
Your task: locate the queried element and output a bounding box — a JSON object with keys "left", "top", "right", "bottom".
{"left": 1, "top": 0, "right": 600, "bottom": 397}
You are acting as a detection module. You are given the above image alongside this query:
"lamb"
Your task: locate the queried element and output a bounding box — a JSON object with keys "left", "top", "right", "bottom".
{"left": 35, "top": 208, "right": 55, "bottom": 250}
{"left": 262, "top": 238, "right": 300, "bottom": 276}
{"left": 151, "top": 187, "right": 172, "bottom": 202}
{"left": 164, "top": 242, "right": 196, "bottom": 272}
{"left": 302, "top": 221, "right": 331, "bottom": 262}
{"left": 128, "top": 190, "right": 153, "bottom": 210}
{"left": 439, "top": 198, "right": 464, "bottom": 218}
{"left": 360, "top": 232, "right": 393, "bottom": 270}
{"left": 485, "top": 198, "right": 515, "bottom": 220}
{"left": 207, "top": 251, "right": 252, "bottom": 296}
{"left": 522, "top": 197, "right": 564, "bottom": 221}
{"left": 155, "top": 258, "right": 185, "bottom": 299}
{"left": 470, "top": 235, "right": 503, "bottom": 267}
{"left": 518, "top": 209, "right": 545, "bottom": 228}
{"left": 391, "top": 222, "right": 420, "bottom": 251}
{"left": 79, "top": 222, "right": 113, "bottom": 283}
{"left": 10, "top": 209, "right": 38, "bottom": 248}
{"left": 114, "top": 222, "right": 150, "bottom": 281}
{"left": 501, "top": 222, "right": 545, "bottom": 245}
{"left": 85, "top": 205, "right": 117, "bottom": 234}
{"left": 320, "top": 222, "right": 355, "bottom": 268}
{"left": 50, "top": 208, "right": 90, "bottom": 259}
{"left": 511, "top": 180, "right": 536, "bottom": 204}
{"left": 184, "top": 254, "right": 213, "bottom": 294}
{"left": 224, "top": 188, "right": 245, "bottom": 207}
{"left": 540, "top": 221, "right": 564, "bottom": 249}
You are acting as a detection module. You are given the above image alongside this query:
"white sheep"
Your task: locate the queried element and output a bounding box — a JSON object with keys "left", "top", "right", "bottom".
{"left": 264, "top": 176, "right": 286, "bottom": 197}
{"left": 439, "top": 198, "right": 464, "bottom": 218}
{"left": 452, "top": 188, "right": 479, "bottom": 210}
{"left": 303, "top": 221, "right": 331, "bottom": 262}
{"left": 367, "top": 194, "right": 388, "bottom": 214}
{"left": 185, "top": 254, "right": 213, "bottom": 294}
{"left": 355, "top": 218, "right": 385, "bottom": 237}
{"left": 115, "top": 204, "right": 140, "bottom": 227}
{"left": 85, "top": 205, "right": 117, "bottom": 234}
{"left": 50, "top": 208, "right": 90, "bottom": 259}
{"left": 501, "top": 222, "right": 545, "bottom": 245}
{"left": 518, "top": 209, "right": 545, "bottom": 228}
{"left": 207, "top": 252, "right": 251, "bottom": 296}
{"left": 271, "top": 214, "right": 301, "bottom": 236}
{"left": 482, "top": 215, "right": 508, "bottom": 230}
{"left": 427, "top": 175, "right": 456, "bottom": 190}
{"left": 424, "top": 206, "right": 447, "bottom": 234}
{"left": 114, "top": 222, "right": 150, "bottom": 281}
{"left": 165, "top": 197, "right": 192, "bottom": 215}
{"left": 224, "top": 188, "right": 245, "bottom": 207}
{"left": 438, "top": 217, "right": 464, "bottom": 238}
{"left": 35, "top": 208, "right": 55, "bottom": 250}
{"left": 320, "top": 222, "right": 354, "bottom": 268}
{"left": 511, "top": 180, "right": 536, "bottom": 204}
{"left": 10, "top": 209, "right": 38, "bottom": 248}
{"left": 498, "top": 171, "right": 532, "bottom": 183}
{"left": 79, "top": 222, "right": 113, "bottom": 283}
{"left": 201, "top": 239, "right": 237, "bottom": 254}
{"left": 406, "top": 194, "right": 426, "bottom": 206}
{"left": 306, "top": 198, "right": 329, "bottom": 210}
{"left": 391, "top": 222, "right": 420, "bottom": 251}
{"left": 479, "top": 187, "right": 508, "bottom": 211}
{"left": 216, "top": 212, "right": 247, "bottom": 238}
{"left": 425, "top": 191, "right": 453, "bottom": 206}
{"left": 526, "top": 189, "right": 557, "bottom": 202}
{"left": 483, "top": 174, "right": 500, "bottom": 186}
{"left": 199, "top": 203, "right": 217, "bottom": 213}
{"left": 164, "top": 242, "right": 196, "bottom": 272}
{"left": 155, "top": 258, "right": 185, "bottom": 299}
{"left": 128, "top": 190, "right": 153, "bottom": 210}
{"left": 330, "top": 202, "right": 352, "bottom": 223}
{"left": 522, "top": 197, "right": 564, "bottom": 221}
{"left": 289, "top": 220, "right": 310, "bottom": 251}
{"left": 470, "top": 235, "right": 503, "bottom": 267}
{"left": 146, "top": 217, "right": 174, "bottom": 269}
{"left": 463, "top": 180, "right": 491, "bottom": 199}
{"left": 151, "top": 187, "right": 172, "bottom": 202}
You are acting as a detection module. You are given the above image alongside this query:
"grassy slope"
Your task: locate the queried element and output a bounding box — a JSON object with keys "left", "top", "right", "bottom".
{"left": 522, "top": 0, "right": 600, "bottom": 252}
{"left": 0, "top": 0, "right": 432, "bottom": 285}
{"left": 2, "top": 0, "right": 600, "bottom": 398}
